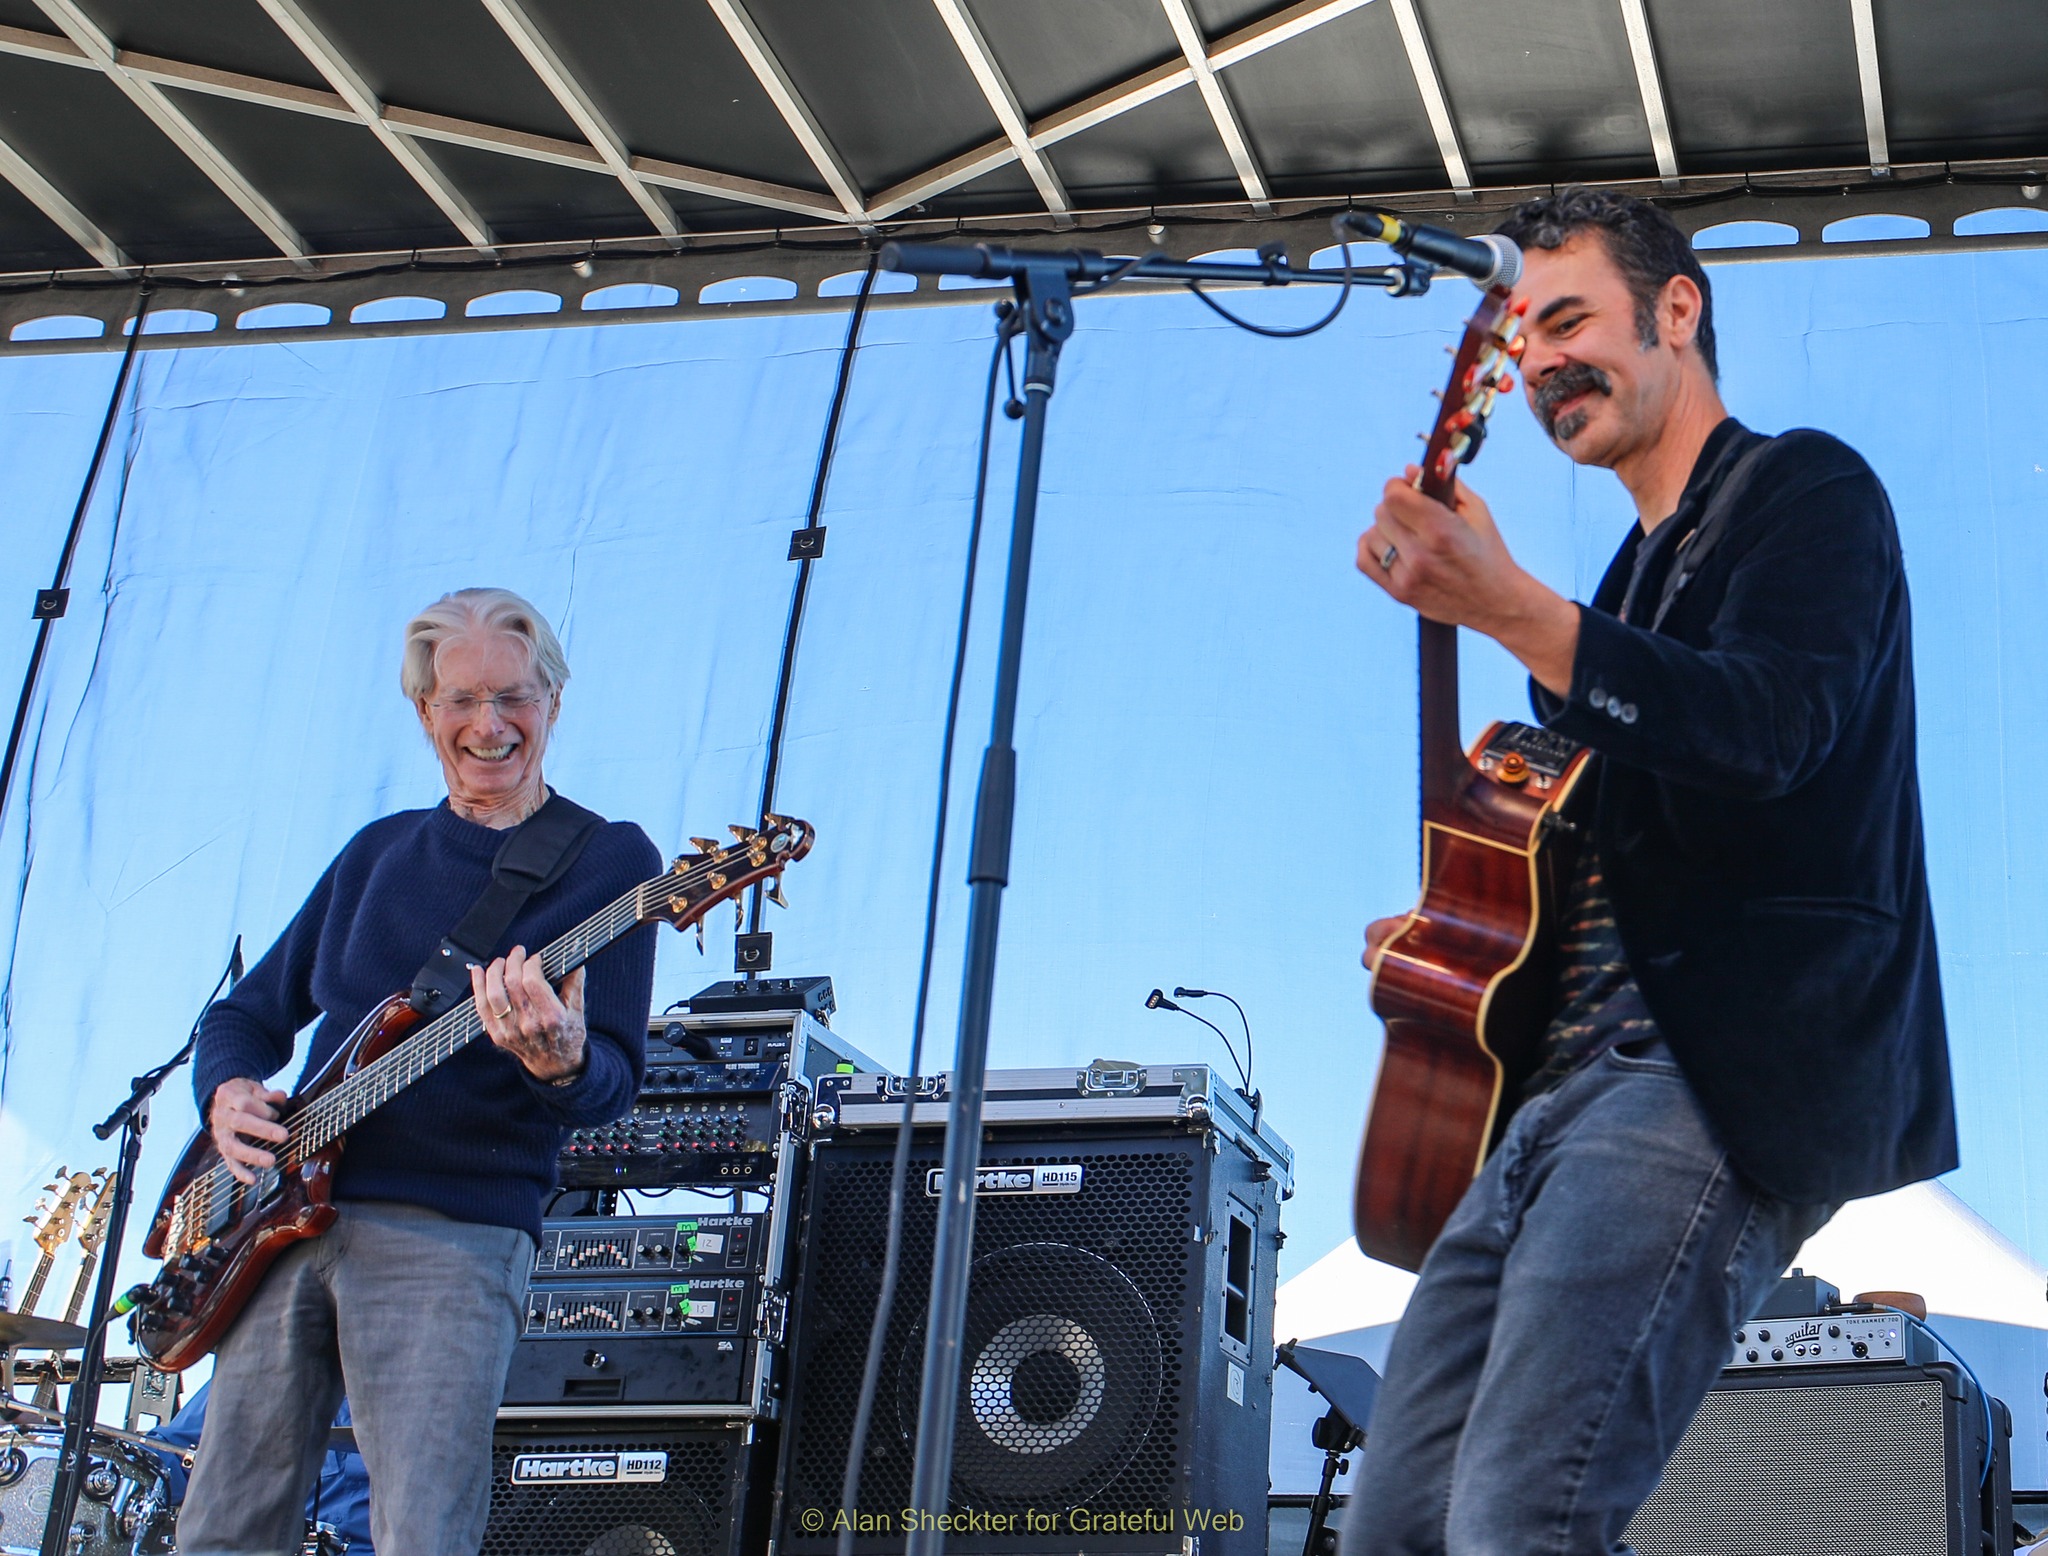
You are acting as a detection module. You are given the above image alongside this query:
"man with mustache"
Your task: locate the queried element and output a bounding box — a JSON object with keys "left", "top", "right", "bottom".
{"left": 1343, "top": 188, "right": 1954, "bottom": 1553}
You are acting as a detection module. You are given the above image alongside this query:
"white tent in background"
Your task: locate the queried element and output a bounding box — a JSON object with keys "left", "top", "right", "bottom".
{"left": 1268, "top": 1180, "right": 2048, "bottom": 1494}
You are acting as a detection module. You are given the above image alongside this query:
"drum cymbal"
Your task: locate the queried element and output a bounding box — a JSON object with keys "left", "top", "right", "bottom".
{"left": 0, "top": 1311, "right": 87, "bottom": 1348}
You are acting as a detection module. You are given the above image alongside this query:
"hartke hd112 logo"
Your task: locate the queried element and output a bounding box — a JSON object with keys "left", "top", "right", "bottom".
{"left": 924, "top": 1164, "right": 1084, "bottom": 1197}
{"left": 510, "top": 1450, "right": 668, "bottom": 1485}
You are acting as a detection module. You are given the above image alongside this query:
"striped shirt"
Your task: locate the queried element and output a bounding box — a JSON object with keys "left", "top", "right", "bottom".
{"left": 1524, "top": 846, "right": 1660, "bottom": 1098}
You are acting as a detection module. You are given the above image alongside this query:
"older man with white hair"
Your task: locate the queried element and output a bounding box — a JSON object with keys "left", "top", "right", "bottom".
{"left": 179, "top": 587, "right": 660, "bottom": 1556}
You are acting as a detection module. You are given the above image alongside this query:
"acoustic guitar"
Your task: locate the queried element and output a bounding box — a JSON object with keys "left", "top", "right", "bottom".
{"left": 133, "top": 815, "right": 813, "bottom": 1370}
{"left": 1353, "top": 284, "right": 1592, "bottom": 1272}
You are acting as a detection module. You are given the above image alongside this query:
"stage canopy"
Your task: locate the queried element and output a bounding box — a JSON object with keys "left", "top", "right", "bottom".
{"left": 0, "top": 0, "right": 2042, "bottom": 1482}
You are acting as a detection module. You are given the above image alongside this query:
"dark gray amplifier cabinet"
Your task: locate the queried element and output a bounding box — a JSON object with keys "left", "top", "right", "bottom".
{"left": 1626, "top": 1361, "right": 2013, "bottom": 1556}
{"left": 773, "top": 1112, "right": 1288, "bottom": 1556}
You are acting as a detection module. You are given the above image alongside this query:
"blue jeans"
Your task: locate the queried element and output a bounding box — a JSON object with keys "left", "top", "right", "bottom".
{"left": 179, "top": 1201, "right": 531, "bottom": 1556}
{"left": 1341, "top": 1040, "right": 1837, "bottom": 1556}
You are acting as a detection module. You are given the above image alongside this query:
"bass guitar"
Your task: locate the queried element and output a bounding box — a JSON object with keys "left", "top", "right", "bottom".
{"left": 1354, "top": 275, "right": 1592, "bottom": 1272}
{"left": 133, "top": 815, "right": 813, "bottom": 1370}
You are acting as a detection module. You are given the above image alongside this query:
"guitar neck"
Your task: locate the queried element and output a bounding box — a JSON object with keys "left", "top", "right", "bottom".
{"left": 295, "top": 880, "right": 652, "bottom": 1153}
{"left": 16, "top": 1253, "right": 54, "bottom": 1317}
{"left": 1419, "top": 617, "right": 1463, "bottom": 813}
{"left": 58, "top": 1252, "right": 98, "bottom": 1324}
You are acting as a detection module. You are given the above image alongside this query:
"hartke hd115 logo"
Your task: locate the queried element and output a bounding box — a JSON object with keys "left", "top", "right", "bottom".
{"left": 924, "top": 1164, "right": 1084, "bottom": 1197}
{"left": 510, "top": 1450, "right": 668, "bottom": 1485}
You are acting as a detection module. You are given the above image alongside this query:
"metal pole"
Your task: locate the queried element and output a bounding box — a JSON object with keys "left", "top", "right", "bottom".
{"left": 39, "top": 1101, "right": 146, "bottom": 1556}
{"left": 903, "top": 261, "right": 1073, "bottom": 1556}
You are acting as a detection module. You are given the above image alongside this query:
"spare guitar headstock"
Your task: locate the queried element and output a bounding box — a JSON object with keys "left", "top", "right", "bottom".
{"left": 27, "top": 1170, "right": 94, "bottom": 1258}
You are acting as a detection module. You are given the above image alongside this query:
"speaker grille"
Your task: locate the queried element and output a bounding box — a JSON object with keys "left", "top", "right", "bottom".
{"left": 782, "top": 1141, "right": 1195, "bottom": 1530}
{"left": 482, "top": 1426, "right": 742, "bottom": 1556}
{"left": 1626, "top": 1378, "right": 1949, "bottom": 1554}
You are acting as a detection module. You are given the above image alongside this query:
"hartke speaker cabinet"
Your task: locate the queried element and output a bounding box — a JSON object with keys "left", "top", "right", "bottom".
{"left": 773, "top": 1128, "right": 1283, "bottom": 1556}
{"left": 1625, "top": 1361, "right": 2014, "bottom": 1556}
{"left": 482, "top": 1419, "right": 770, "bottom": 1556}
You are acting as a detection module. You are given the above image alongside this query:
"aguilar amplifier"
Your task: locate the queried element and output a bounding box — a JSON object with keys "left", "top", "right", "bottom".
{"left": 482, "top": 1419, "right": 769, "bottom": 1556}
{"left": 1624, "top": 1361, "right": 2014, "bottom": 1556}
{"left": 774, "top": 1062, "right": 1294, "bottom": 1556}
{"left": 557, "top": 1008, "right": 878, "bottom": 1189}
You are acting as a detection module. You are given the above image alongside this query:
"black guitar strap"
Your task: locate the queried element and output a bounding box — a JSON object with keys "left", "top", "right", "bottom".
{"left": 408, "top": 792, "right": 604, "bottom": 1018}
{"left": 1648, "top": 438, "right": 1776, "bottom": 632}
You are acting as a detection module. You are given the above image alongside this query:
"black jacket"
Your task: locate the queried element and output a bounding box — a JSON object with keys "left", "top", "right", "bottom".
{"left": 1532, "top": 417, "right": 1956, "bottom": 1205}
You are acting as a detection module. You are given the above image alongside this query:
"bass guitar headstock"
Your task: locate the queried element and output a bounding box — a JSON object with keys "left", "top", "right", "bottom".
{"left": 75, "top": 1169, "right": 116, "bottom": 1257}
{"left": 636, "top": 814, "right": 815, "bottom": 949}
{"left": 26, "top": 1170, "right": 94, "bottom": 1258}
{"left": 1416, "top": 288, "right": 1528, "bottom": 502}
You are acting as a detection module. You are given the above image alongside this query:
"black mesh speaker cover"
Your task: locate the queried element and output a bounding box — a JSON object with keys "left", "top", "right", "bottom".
{"left": 482, "top": 1424, "right": 753, "bottom": 1556}
{"left": 899, "top": 1241, "right": 1163, "bottom": 1507}
{"left": 775, "top": 1129, "right": 1275, "bottom": 1556}
{"left": 1625, "top": 1365, "right": 2006, "bottom": 1556}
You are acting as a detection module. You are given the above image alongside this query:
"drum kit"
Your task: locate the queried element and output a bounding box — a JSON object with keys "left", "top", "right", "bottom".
{"left": 0, "top": 1312, "right": 178, "bottom": 1556}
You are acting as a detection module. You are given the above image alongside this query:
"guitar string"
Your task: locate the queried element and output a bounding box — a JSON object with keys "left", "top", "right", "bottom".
{"left": 178, "top": 884, "right": 660, "bottom": 1226}
{"left": 173, "top": 844, "right": 790, "bottom": 1234}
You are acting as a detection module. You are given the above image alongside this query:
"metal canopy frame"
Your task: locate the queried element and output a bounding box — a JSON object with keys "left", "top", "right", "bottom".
{"left": 3, "top": 165, "right": 2042, "bottom": 358}
{"left": 0, "top": 0, "right": 2037, "bottom": 351}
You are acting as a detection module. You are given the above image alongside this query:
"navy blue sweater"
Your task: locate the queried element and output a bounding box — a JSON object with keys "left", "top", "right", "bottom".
{"left": 193, "top": 800, "right": 662, "bottom": 1241}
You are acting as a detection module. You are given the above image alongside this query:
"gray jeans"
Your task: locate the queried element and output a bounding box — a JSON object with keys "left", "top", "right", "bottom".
{"left": 180, "top": 1200, "right": 531, "bottom": 1556}
{"left": 1341, "top": 1040, "right": 1838, "bottom": 1556}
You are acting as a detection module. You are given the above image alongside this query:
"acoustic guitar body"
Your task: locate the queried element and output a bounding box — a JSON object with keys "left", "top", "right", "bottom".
{"left": 136, "top": 994, "right": 421, "bottom": 1369}
{"left": 1356, "top": 721, "right": 1590, "bottom": 1272}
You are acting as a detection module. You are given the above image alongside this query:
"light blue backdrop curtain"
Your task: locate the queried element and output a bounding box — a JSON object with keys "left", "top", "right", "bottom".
{"left": 0, "top": 249, "right": 2041, "bottom": 1322}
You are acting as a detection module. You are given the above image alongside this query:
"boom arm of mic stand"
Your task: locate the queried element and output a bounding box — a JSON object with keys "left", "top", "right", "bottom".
{"left": 879, "top": 240, "right": 1404, "bottom": 289}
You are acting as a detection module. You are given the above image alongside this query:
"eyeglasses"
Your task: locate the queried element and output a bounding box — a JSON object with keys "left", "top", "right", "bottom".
{"left": 428, "top": 689, "right": 546, "bottom": 718}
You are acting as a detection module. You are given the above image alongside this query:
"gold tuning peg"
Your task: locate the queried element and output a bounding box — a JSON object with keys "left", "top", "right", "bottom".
{"left": 689, "top": 837, "right": 720, "bottom": 855}
{"left": 695, "top": 921, "right": 706, "bottom": 954}
{"left": 727, "top": 824, "right": 754, "bottom": 842}
{"left": 767, "top": 880, "right": 788, "bottom": 909}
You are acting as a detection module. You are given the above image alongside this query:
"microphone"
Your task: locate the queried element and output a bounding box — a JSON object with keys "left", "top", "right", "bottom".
{"left": 1333, "top": 210, "right": 1522, "bottom": 290}
{"left": 1144, "top": 988, "right": 1248, "bottom": 1094}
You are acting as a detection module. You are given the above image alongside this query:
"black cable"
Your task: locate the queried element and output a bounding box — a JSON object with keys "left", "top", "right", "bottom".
{"left": 749, "top": 253, "right": 880, "bottom": 938}
{"left": 1177, "top": 1003, "right": 1249, "bottom": 1094}
{"left": 0, "top": 282, "right": 151, "bottom": 833}
{"left": 1180, "top": 987, "right": 1254, "bottom": 1095}
{"left": 836, "top": 314, "right": 1012, "bottom": 1556}
{"left": 1181, "top": 243, "right": 1358, "bottom": 338}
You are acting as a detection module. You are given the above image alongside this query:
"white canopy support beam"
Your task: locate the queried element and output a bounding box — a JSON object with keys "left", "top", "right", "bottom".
{"left": 478, "top": 0, "right": 681, "bottom": 238}
{"left": 28, "top": 0, "right": 310, "bottom": 264}
{"left": 703, "top": 0, "right": 869, "bottom": 225}
{"left": 0, "top": 126, "right": 131, "bottom": 274}
{"left": 0, "top": 22, "right": 847, "bottom": 226}
{"left": 1847, "top": 0, "right": 1891, "bottom": 176}
{"left": 1615, "top": 0, "right": 1680, "bottom": 185}
{"left": 1159, "top": 0, "right": 1272, "bottom": 214}
{"left": 1384, "top": 0, "right": 1471, "bottom": 198}
{"left": 870, "top": 0, "right": 1371, "bottom": 220}
{"left": 929, "top": 0, "right": 1073, "bottom": 226}
{"left": 255, "top": 0, "right": 496, "bottom": 255}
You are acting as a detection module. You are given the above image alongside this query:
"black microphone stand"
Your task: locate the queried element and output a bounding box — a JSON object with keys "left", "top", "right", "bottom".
{"left": 879, "top": 239, "right": 1409, "bottom": 1556}
{"left": 40, "top": 938, "right": 240, "bottom": 1556}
